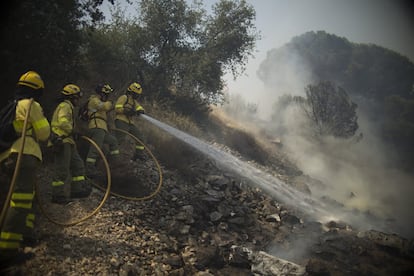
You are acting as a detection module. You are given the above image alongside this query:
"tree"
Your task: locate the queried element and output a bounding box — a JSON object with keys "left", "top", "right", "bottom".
{"left": 0, "top": 0, "right": 109, "bottom": 107}
{"left": 139, "top": 0, "right": 258, "bottom": 106}
{"left": 301, "top": 81, "right": 359, "bottom": 139}
{"left": 86, "top": 0, "right": 259, "bottom": 118}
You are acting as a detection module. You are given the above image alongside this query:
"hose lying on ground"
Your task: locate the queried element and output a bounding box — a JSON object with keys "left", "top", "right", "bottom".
{"left": 93, "top": 128, "right": 163, "bottom": 201}
{"left": 36, "top": 136, "right": 111, "bottom": 227}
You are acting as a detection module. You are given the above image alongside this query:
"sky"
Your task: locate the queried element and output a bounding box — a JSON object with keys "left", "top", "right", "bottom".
{"left": 208, "top": 0, "right": 414, "bottom": 107}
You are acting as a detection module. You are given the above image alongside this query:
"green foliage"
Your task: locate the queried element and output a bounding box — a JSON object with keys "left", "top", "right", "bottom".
{"left": 82, "top": 8, "right": 147, "bottom": 89}
{"left": 0, "top": 0, "right": 106, "bottom": 107}
{"left": 284, "top": 31, "right": 414, "bottom": 101}
{"left": 204, "top": 0, "right": 258, "bottom": 76}
{"left": 0, "top": 0, "right": 258, "bottom": 120}
{"left": 301, "top": 81, "right": 359, "bottom": 139}
{"left": 83, "top": 0, "right": 259, "bottom": 118}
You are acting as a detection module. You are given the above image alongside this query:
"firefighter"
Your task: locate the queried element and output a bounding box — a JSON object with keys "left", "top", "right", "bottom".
{"left": 85, "top": 84, "right": 120, "bottom": 176}
{"left": 49, "top": 84, "right": 90, "bottom": 203}
{"left": 114, "top": 82, "right": 146, "bottom": 161}
{"left": 0, "top": 71, "right": 50, "bottom": 265}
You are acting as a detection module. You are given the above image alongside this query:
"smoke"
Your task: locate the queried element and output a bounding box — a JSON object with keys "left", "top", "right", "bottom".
{"left": 255, "top": 46, "right": 315, "bottom": 119}
{"left": 281, "top": 109, "right": 414, "bottom": 238}
{"left": 223, "top": 46, "right": 414, "bottom": 239}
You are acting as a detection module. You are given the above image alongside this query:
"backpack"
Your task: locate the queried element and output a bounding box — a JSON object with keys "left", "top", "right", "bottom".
{"left": 0, "top": 100, "right": 18, "bottom": 152}
{"left": 78, "top": 100, "right": 90, "bottom": 121}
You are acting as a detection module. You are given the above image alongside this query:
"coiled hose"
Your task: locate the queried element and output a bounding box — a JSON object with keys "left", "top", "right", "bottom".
{"left": 93, "top": 128, "right": 163, "bottom": 201}
{"left": 36, "top": 136, "right": 111, "bottom": 227}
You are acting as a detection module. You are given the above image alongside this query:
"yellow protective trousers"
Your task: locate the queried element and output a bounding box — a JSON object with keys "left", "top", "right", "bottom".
{"left": 114, "top": 119, "right": 145, "bottom": 152}
{"left": 85, "top": 128, "right": 119, "bottom": 165}
{"left": 0, "top": 154, "right": 39, "bottom": 253}
{"left": 51, "top": 142, "right": 86, "bottom": 197}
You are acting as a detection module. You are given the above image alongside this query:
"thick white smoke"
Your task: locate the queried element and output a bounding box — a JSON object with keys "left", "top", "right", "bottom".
{"left": 223, "top": 46, "right": 414, "bottom": 238}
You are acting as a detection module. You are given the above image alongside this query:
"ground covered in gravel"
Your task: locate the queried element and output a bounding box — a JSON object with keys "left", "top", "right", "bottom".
{"left": 2, "top": 128, "right": 414, "bottom": 275}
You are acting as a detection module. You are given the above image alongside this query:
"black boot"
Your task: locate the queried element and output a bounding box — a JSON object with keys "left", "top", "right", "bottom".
{"left": 85, "top": 162, "right": 99, "bottom": 178}
{"left": 51, "top": 195, "right": 70, "bottom": 204}
{"left": 131, "top": 151, "right": 146, "bottom": 162}
{"left": 71, "top": 182, "right": 92, "bottom": 198}
{"left": 0, "top": 250, "right": 34, "bottom": 270}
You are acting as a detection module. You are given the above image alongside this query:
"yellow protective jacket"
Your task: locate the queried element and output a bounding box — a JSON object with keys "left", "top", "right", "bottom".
{"left": 0, "top": 98, "right": 50, "bottom": 162}
{"left": 87, "top": 95, "right": 113, "bottom": 131}
{"left": 115, "top": 94, "right": 144, "bottom": 124}
{"left": 51, "top": 100, "right": 75, "bottom": 144}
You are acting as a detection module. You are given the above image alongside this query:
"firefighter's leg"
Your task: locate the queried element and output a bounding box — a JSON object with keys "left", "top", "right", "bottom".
{"left": 51, "top": 143, "right": 71, "bottom": 203}
{"left": 70, "top": 146, "right": 90, "bottom": 198}
{"left": 114, "top": 119, "right": 127, "bottom": 145}
{"left": 85, "top": 128, "right": 105, "bottom": 177}
{"left": 104, "top": 131, "right": 121, "bottom": 168}
{"left": 130, "top": 124, "right": 146, "bottom": 161}
{"left": 0, "top": 154, "right": 38, "bottom": 262}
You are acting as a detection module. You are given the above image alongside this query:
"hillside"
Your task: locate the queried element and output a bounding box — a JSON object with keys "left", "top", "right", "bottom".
{"left": 1, "top": 113, "right": 413, "bottom": 275}
{"left": 257, "top": 30, "right": 414, "bottom": 168}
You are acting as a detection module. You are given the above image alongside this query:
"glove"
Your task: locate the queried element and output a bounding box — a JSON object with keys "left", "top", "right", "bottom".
{"left": 50, "top": 132, "right": 63, "bottom": 146}
{"left": 125, "top": 108, "right": 136, "bottom": 116}
{"left": 136, "top": 109, "right": 145, "bottom": 115}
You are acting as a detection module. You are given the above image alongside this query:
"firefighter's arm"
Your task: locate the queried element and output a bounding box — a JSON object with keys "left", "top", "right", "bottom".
{"left": 135, "top": 100, "right": 145, "bottom": 115}
{"left": 57, "top": 104, "right": 73, "bottom": 135}
{"left": 31, "top": 102, "right": 51, "bottom": 142}
{"left": 102, "top": 101, "right": 113, "bottom": 111}
{"left": 115, "top": 95, "right": 127, "bottom": 114}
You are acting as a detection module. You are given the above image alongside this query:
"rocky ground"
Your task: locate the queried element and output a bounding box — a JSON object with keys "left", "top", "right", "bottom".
{"left": 2, "top": 129, "right": 414, "bottom": 275}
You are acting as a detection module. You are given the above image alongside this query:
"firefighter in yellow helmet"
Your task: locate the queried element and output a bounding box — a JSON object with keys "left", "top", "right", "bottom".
{"left": 0, "top": 71, "right": 50, "bottom": 266}
{"left": 85, "top": 84, "right": 120, "bottom": 176}
{"left": 49, "top": 84, "right": 91, "bottom": 203}
{"left": 114, "top": 82, "right": 146, "bottom": 161}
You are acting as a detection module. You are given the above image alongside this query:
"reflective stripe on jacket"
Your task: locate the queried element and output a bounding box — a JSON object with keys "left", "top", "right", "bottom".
{"left": 87, "top": 95, "right": 112, "bottom": 131}
{"left": 115, "top": 94, "right": 144, "bottom": 124}
{"left": 0, "top": 98, "right": 50, "bottom": 162}
{"left": 51, "top": 100, "right": 75, "bottom": 144}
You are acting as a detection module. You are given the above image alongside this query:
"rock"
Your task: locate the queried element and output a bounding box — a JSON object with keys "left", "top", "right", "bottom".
{"left": 13, "top": 135, "right": 414, "bottom": 276}
{"left": 206, "top": 175, "right": 230, "bottom": 190}
{"left": 325, "top": 220, "right": 348, "bottom": 230}
{"left": 194, "top": 245, "right": 223, "bottom": 269}
{"left": 282, "top": 214, "right": 302, "bottom": 225}
{"left": 250, "top": 251, "right": 305, "bottom": 276}
{"left": 180, "top": 225, "right": 191, "bottom": 235}
{"left": 357, "top": 230, "right": 409, "bottom": 253}
{"left": 228, "top": 246, "right": 252, "bottom": 268}
{"left": 163, "top": 254, "right": 183, "bottom": 268}
{"left": 210, "top": 211, "right": 223, "bottom": 222}
{"left": 265, "top": 214, "right": 281, "bottom": 223}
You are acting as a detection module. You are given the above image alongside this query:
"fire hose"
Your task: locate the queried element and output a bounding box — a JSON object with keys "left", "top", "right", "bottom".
{"left": 92, "top": 128, "right": 163, "bottom": 201}
{"left": 35, "top": 136, "right": 112, "bottom": 227}
{"left": 1, "top": 115, "right": 163, "bottom": 228}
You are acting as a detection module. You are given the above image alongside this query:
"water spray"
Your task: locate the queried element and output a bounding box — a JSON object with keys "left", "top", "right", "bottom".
{"left": 141, "top": 114, "right": 397, "bottom": 235}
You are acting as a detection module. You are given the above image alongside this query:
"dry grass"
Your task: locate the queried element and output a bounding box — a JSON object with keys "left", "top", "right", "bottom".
{"left": 136, "top": 100, "right": 205, "bottom": 174}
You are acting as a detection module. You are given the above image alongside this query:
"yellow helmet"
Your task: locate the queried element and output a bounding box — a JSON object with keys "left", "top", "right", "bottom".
{"left": 127, "top": 82, "right": 142, "bottom": 95}
{"left": 61, "top": 84, "right": 82, "bottom": 97}
{"left": 96, "top": 84, "right": 113, "bottom": 94}
{"left": 17, "top": 71, "right": 44, "bottom": 90}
